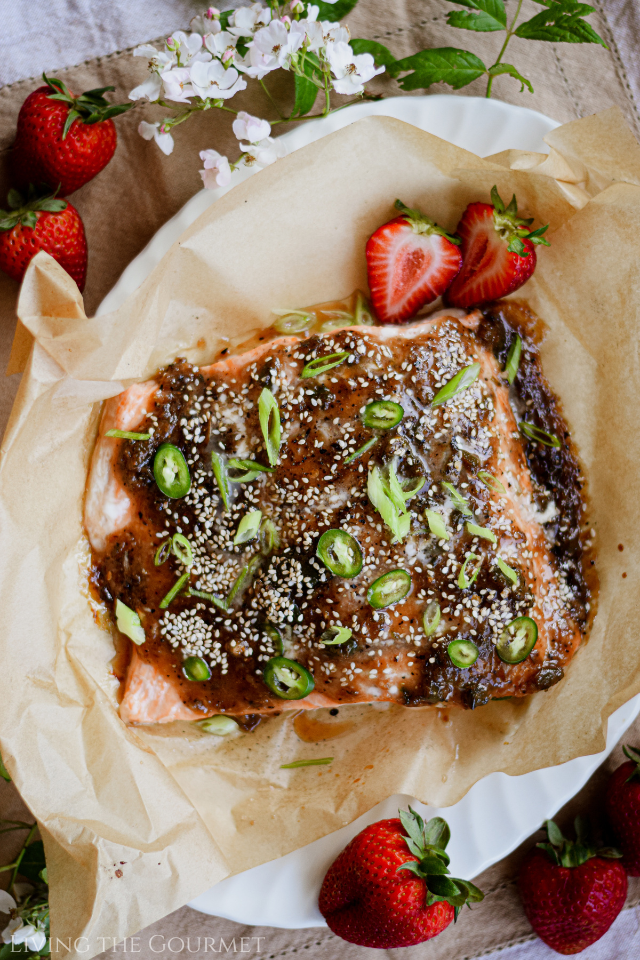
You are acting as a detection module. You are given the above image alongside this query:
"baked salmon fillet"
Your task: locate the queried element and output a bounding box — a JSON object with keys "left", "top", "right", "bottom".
{"left": 85, "top": 301, "right": 595, "bottom": 725}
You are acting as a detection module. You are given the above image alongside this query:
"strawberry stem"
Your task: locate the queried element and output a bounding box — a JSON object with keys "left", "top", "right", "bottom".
{"left": 42, "top": 73, "right": 133, "bottom": 139}
{"left": 0, "top": 185, "right": 67, "bottom": 232}
{"left": 537, "top": 818, "right": 622, "bottom": 868}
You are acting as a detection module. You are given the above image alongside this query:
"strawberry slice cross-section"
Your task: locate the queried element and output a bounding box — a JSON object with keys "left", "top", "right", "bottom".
{"left": 366, "top": 200, "right": 463, "bottom": 324}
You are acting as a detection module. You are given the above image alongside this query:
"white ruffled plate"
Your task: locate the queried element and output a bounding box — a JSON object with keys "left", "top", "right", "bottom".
{"left": 97, "top": 94, "right": 640, "bottom": 928}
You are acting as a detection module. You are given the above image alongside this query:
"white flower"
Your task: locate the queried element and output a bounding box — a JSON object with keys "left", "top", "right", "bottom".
{"left": 0, "top": 890, "right": 16, "bottom": 914}
{"left": 169, "top": 31, "right": 207, "bottom": 67}
{"left": 138, "top": 121, "right": 175, "bottom": 156}
{"left": 199, "top": 150, "right": 232, "bottom": 188}
{"left": 240, "top": 135, "right": 287, "bottom": 167}
{"left": 233, "top": 45, "right": 278, "bottom": 80}
{"left": 230, "top": 2, "right": 272, "bottom": 38}
{"left": 253, "top": 20, "right": 304, "bottom": 70}
{"left": 1, "top": 918, "right": 21, "bottom": 943}
{"left": 324, "top": 25, "right": 351, "bottom": 46}
{"left": 190, "top": 8, "right": 222, "bottom": 36}
{"left": 12, "top": 924, "right": 46, "bottom": 952}
{"left": 204, "top": 30, "right": 238, "bottom": 60}
{"left": 232, "top": 111, "right": 271, "bottom": 143}
{"left": 130, "top": 46, "right": 176, "bottom": 101}
{"left": 327, "top": 41, "right": 384, "bottom": 95}
{"left": 161, "top": 66, "right": 195, "bottom": 103}
{"left": 190, "top": 60, "right": 247, "bottom": 100}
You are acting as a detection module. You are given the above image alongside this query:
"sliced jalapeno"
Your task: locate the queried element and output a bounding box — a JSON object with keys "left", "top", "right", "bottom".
{"left": 363, "top": 401, "right": 403, "bottom": 429}
{"left": 448, "top": 639, "right": 479, "bottom": 668}
{"left": 496, "top": 617, "right": 538, "bottom": 664}
{"left": 263, "top": 656, "right": 315, "bottom": 700}
{"left": 316, "top": 529, "right": 363, "bottom": 578}
{"left": 367, "top": 569, "right": 411, "bottom": 609}
{"left": 154, "top": 443, "right": 191, "bottom": 498}
{"left": 183, "top": 656, "right": 212, "bottom": 681}
{"left": 263, "top": 621, "right": 285, "bottom": 655}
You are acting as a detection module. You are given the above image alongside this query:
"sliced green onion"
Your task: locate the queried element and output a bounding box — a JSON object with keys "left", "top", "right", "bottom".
{"left": 186, "top": 587, "right": 228, "bottom": 610}
{"left": 477, "top": 471, "right": 506, "bottom": 496}
{"left": 497, "top": 616, "right": 538, "bottom": 664}
{"left": 301, "top": 351, "right": 349, "bottom": 379}
{"left": 228, "top": 458, "right": 275, "bottom": 482}
{"left": 272, "top": 309, "right": 312, "bottom": 333}
{"left": 263, "top": 656, "right": 315, "bottom": 700}
{"left": 317, "top": 529, "right": 363, "bottom": 578}
{"left": 115, "top": 599, "right": 145, "bottom": 645}
{"left": 182, "top": 656, "right": 211, "bottom": 682}
{"left": 259, "top": 388, "right": 281, "bottom": 466}
{"left": 354, "top": 291, "right": 375, "bottom": 326}
{"left": 387, "top": 464, "right": 425, "bottom": 509}
{"left": 196, "top": 716, "right": 239, "bottom": 735}
{"left": 363, "top": 401, "right": 403, "bottom": 429}
{"left": 466, "top": 522, "right": 497, "bottom": 544}
{"left": 227, "top": 557, "right": 260, "bottom": 607}
{"left": 367, "top": 569, "right": 411, "bottom": 609}
{"left": 320, "top": 626, "right": 353, "bottom": 645}
{"left": 234, "top": 509, "right": 263, "bottom": 546}
{"left": 423, "top": 601, "right": 441, "bottom": 637}
{"left": 519, "top": 422, "right": 561, "bottom": 448}
{"left": 368, "top": 466, "right": 411, "bottom": 543}
{"left": 319, "top": 311, "right": 353, "bottom": 332}
{"left": 211, "top": 452, "right": 230, "bottom": 510}
{"left": 425, "top": 509, "right": 450, "bottom": 541}
{"left": 505, "top": 334, "right": 522, "bottom": 384}
{"left": 280, "top": 758, "right": 333, "bottom": 769}
{"left": 441, "top": 481, "right": 473, "bottom": 517}
{"left": 496, "top": 557, "right": 518, "bottom": 585}
{"left": 160, "top": 570, "right": 190, "bottom": 609}
{"left": 458, "top": 552, "right": 481, "bottom": 589}
{"left": 260, "top": 517, "right": 280, "bottom": 555}
{"left": 345, "top": 437, "right": 378, "bottom": 464}
{"left": 448, "top": 639, "right": 479, "bottom": 669}
{"left": 154, "top": 444, "right": 190, "bottom": 499}
{"left": 172, "top": 533, "right": 193, "bottom": 567}
{"left": 154, "top": 538, "right": 172, "bottom": 566}
{"left": 105, "top": 429, "right": 150, "bottom": 441}
{"left": 263, "top": 621, "right": 284, "bottom": 655}
{"left": 431, "top": 362, "right": 481, "bottom": 407}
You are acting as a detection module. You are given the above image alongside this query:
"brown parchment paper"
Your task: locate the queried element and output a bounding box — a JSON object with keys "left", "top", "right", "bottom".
{"left": 2, "top": 107, "right": 640, "bottom": 959}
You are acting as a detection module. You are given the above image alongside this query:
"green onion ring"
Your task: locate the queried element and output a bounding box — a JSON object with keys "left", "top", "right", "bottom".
{"left": 504, "top": 334, "right": 522, "bottom": 384}
{"left": 160, "top": 570, "right": 190, "bottom": 609}
{"left": 154, "top": 538, "right": 172, "bottom": 566}
{"left": 272, "top": 310, "right": 312, "bottom": 334}
{"left": 228, "top": 457, "right": 275, "bottom": 482}
{"left": 466, "top": 522, "right": 497, "bottom": 544}
{"left": 280, "top": 758, "right": 333, "bottom": 769}
{"left": 477, "top": 471, "right": 506, "bottom": 496}
{"left": 425, "top": 509, "right": 450, "bottom": 541}
{"left": 105, "top": 429, "right": 151, "bottom": 440}
{"left": 423, "top": 601, "right": 441, "bottom": 637}
{"left": 211, "top": 452, "right": 230, "bottom": 510}
{"left": 320, "top": 626, "right": 353, "bottom": 646}
{"left": 441, "top": 481, "right": 473, "bottom": 517}
{"left": 431, "top": 362, "right": 481, "bottom": 407}
{"left": 345, "top": 437, "right": 378, "bottom": 464}
{"left": 259, "top": 388, "right": 281, "bottom": 466}
{"left": 519, "top": 422, "right": 561, "bottom": 448}
{"left": 234, "top": 509, "right": 263, "bottom": 546}
{"left": 172, "top": 533, "right": 194, "bottom": 567}
{"left": 458, "top": 552, "right": 481, "bottom": 590}
{"left": 301, "top": 351, "right": 349, "bottom": 379}
{"left": 496, "top": 557, "right": 518, "bottom": 585}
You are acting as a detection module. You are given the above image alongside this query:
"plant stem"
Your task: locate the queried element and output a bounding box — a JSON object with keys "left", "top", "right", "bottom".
{"left": 259, "top": 78, "right": 285, "bottom": 119}
{"left": 486, "top": 0, "right": 525, "bottom": 98}
{"left": 8, "top": 822, "right": 38, "bottom": 895}
{"left": 323, "top": 68, "right": 331, "bottom": 116}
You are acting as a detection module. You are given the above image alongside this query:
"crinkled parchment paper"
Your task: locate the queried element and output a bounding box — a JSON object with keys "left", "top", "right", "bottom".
{"left": 2, "top": 108, "right": 640, "bottom": 958}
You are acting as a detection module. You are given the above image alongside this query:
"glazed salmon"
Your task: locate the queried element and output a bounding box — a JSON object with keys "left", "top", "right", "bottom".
{"left": 85, "top": 302, "right": 595, "bottom": 724}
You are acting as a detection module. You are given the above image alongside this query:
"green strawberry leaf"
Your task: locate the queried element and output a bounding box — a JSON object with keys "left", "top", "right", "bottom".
{"left": 419, "top": 855, "right": 450, "bottom": 875}
{"left": 62, "top": 109, "right": 81, "bottom": 139}
{"left": 515, "top": 2, "right": 607, "bottom": 46}
{"left": 36, "top": 199, "right": 67, "bottom": 213}
{"left": 292, "top": 74, "right": 318, "bottom": 117}
{"left": 397, "top": 860, "right": 424, "bottom": 876}
{"left": 350, "top": 39, "right": 397, "bottom": 72}
{"left": 399, "top": 807, "right": 425, "bottom": 849}
{"left": 22, "top": 211, "right": 38, "bottom": 229}
{"left": 487, "top": 62, "right": 533, "bottom": 93}
{"left": 546, "top": 819, "right": 565, "bottom": 848}
{"left": 315, "top": 0, "right": 359, "bottom": 19}
{"left": 7, "top": 189, "right": 23, "bottom": 211}
{"left": 394, "top": 48, "right": 487, "bottom": 91}
{"left": 446, "top": 0, "right": 507, "bottom": 33}
{"left": 423, "top": 816, "right": 451, "bottom": 851}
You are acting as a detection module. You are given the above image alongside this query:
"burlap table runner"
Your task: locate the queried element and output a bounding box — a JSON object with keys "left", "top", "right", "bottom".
{"left": 1, "top": 1, "right": 640, "bottom": 956}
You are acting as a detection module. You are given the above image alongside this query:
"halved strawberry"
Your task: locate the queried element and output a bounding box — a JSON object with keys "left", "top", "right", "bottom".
{"left": 446, "top": 187, "right": 550, "bottom": 309}
{"left": 366, "top": 200, "right": 462, "bottom": 324}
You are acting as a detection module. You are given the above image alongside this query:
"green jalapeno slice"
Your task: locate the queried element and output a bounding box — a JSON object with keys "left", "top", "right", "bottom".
{"left": 362, "top": 401, "right": 404, "bottom": 429}
{"left": 263, "top": 656, "right": 315, "bottom": 700}
{"left": 182, "top": 656, "right": 212, "bottom": 682}
{"left": 496, "top": 617, "right": 538, "bottom": 664}
{"left": 154, "top": 443, "right": 191, "bottom": 498}
{"left": 367, "top": 569, "right": 411, "bottom": 609}
{"left": 447, "top": 639, "right": 479, "bottom": 668}
{"left": 316, "top": 529, "right": 363, "bottom": 578}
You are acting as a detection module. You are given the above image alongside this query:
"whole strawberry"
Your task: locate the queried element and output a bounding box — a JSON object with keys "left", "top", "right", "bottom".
{"left": 319, "top": 807, "right": 483, "bottom": 948}
{"left": 0, "top": 186, "right": 87, "bottom": 290}
{"left": 605, "top": 744, "right": 640, "bottom": 875}
{"left": 446, "top": 186, "right": 550, "bottom": 308}
{"left": 366, "top": 200, "right": 462, "bottom": 324}
{"left": 11, "top": 74, "right": 132, "bottom": 196}
{"left": 518, "top": 818, "right": 627, "bottom": 955}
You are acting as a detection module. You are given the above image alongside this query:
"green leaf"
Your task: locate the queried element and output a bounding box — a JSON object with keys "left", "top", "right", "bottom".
{"left": 546, "top": 819, "right": 565, "bottom": 847}
{"left": 292, "top": 74, "right": 318, "bottom": 117}
{"left": 18, "top": 840, "right": 46, "bottom": 883}
{"left": 315, "top": 0, "right": 359, "bottom": 19}
{"left": 399, "top": 807, "right": 425, "bottom": 850}
{"left": 22, "top": 211, "right": 38, "bottom": 229}
{"left": 36, "top": 199, "right": 67, "bottom": 213}
{"left": 350, "top": 39, "right": 397, "bottom": 71}
{"left": 419, "top": 855, "right": 450, "bottom": 875}
{"left": 62, "top": 108, "right": 80, "bottom": 139}
{"left": 424, "top": 816, "right": 451, "bottom": 851}
{"left": 515, "top": 3, "right": 607, "bottom": 46}
{"left": 394, "top": 48, "right": 487, "bottom": 91}
{"left": 487, "top": 63, "right": 533, "bottom": 93}
{"left": 7, "top": 189, "right": 23, "bottom": 210}
{"left": 446, "top": 0, "right": 507, "bottom": 32}
{"left": 95, "top": 103, "right": 134, "bottom": 121}
{"left": 428, "top": 875, "right": 465, "bottom": 900}
{"left": 397, "top": 860, "right": 423, "bottom": 877}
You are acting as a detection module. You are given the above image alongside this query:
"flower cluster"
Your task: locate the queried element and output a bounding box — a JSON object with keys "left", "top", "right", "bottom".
{"left": 0, "top": 889, "right": 48, "bottom": 955}
{"left": 129, "top": 1, "right": 384, "bottom": 187}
